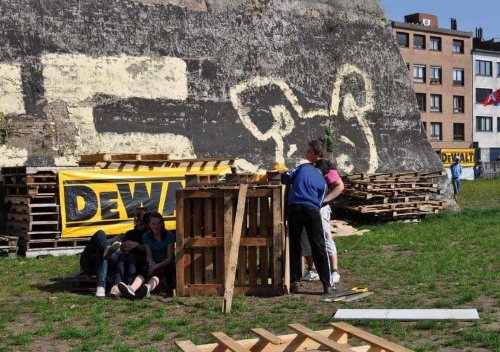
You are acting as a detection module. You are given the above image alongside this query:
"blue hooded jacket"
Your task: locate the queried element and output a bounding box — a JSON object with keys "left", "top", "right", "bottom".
{"left": 281, "top": 163, "right": 327, "bottom": 210}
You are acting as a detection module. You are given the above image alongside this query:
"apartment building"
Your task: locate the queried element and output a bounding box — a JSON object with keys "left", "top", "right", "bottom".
{"left": 472, "top": 30, "right": 500, "bottom": 163}
{"left": 391, "top": 14, "right": 473, "bottom": 157}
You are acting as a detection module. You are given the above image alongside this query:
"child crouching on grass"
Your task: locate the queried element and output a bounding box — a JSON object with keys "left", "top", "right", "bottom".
{"left": 118, "top": 212, "right": 175, "bottom": 299}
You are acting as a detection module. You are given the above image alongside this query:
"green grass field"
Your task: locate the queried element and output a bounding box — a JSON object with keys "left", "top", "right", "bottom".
{"left": 0, "top": 179, "right": 499, "bottom": 351}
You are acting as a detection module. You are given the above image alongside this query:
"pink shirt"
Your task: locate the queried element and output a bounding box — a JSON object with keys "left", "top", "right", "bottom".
{"left": 325, "top": 169, "right": 341, "bottom": 185}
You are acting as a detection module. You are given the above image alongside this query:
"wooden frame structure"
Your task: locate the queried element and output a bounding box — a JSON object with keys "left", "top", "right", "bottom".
{"left": 175, "top": 183, "right": 285, "bottom": 298}
{"left": 176, "top": 322, "right": 413, "bottom": 352}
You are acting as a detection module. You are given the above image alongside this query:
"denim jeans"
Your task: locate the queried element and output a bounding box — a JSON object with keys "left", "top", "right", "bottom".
{"left": 452, "top": 178, "right": 461, "bottom": 195}
{"left": 114, "top": 252, "right": 138, "bottom": 285}
{"left": 80, "top": 230, "right": 112, "bottom": 287}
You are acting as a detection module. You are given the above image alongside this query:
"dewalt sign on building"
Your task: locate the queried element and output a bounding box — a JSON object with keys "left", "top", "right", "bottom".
{"left": 58, "top": 168, "right": 229, "bottom": 238}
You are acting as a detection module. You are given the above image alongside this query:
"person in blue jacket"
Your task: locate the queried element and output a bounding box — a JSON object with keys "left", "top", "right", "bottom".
{"left": 281, "top": 139, "right": 335, "bottom": 295}
{"left": 450, "top": 156, "right": 463, "bottom": 201}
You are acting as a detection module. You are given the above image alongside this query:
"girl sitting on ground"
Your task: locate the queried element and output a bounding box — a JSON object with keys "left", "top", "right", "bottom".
{"left": 118, "top": 212, "right": 175, "bottom": 299}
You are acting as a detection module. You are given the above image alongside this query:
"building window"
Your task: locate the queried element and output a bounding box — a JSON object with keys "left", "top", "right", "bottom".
{"left": 453, "top": 96, "right": 464, "bottom": 113}
{"left": 476, "top": 60, "right": 492, "bottom": 76}
{"left": 476, "top": 116, "right": 492, "bottom": 131}
{"left": 453, "top": 39, "right": 464, "bottom": 53}
{"left": 414, "top": 34, "right": 425, "bottom": 49}
{"left": 430, "top": 66, "right": 441, "bottom": 84}
{"left": 430, "top": 94, "right": 442, "bottom": 112}
{"left": 414, "top": 65, "right": 426, "bottom": 83}
{"left": 406, "top": 63, "right": 410, "bottom": 71}
{"left": 453, "top": 123, "right": 465, "bottom": 141}
{"left": 430, "top": 122, "right": 442, "bottom": 140}
{"left": 396, "top": 32, "right": 409, "bottom": 47}
{"left": 430, "top": 36, "right": 441, "bottom": 51}
{"left": 497, "top": 62, "right": 500, "bottom": 77}
{"left": 498, "top": 117, "right": 500, "bottom": 132}
{"left": 416, "top": 93, "right": 426, "bottom": 111}
{"left": 453, "top": 68, "right": 464, "bottom": 85}
{"left": 476, "top": 88, "right": 492, "bottom": 103}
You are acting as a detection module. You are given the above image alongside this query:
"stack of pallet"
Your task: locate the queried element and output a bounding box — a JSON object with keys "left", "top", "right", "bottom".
{"left": 332, "top": 170, "right": 447, "bottom": 220}
{"left": 1, "top": 166, "right": 69, "bottom": 256}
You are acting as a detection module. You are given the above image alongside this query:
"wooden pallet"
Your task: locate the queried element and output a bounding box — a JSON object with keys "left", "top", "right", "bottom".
{"left": 25, "top": 237, "right": 89, "bottom": 250}
{"left": 79, "top": 157, "right": 235, "bottom": 170}
{"left": 79, "top": 153, "right": 171, "bottom": 163}
{"left": 176, "top": 183, "right": 285, "bottom": 298}
{"left": 176, "top": 322, "right": 413, "bottom": 352}
{"left": 0, "top": 235, "right": 18, "bottom": 258}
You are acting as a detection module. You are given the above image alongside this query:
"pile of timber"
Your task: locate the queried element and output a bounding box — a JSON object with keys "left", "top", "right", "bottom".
{"left": 332, "top": 171, "right": 447, "bottom": 220}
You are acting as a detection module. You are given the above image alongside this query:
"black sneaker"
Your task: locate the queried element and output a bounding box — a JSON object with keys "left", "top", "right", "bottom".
{"left": 323, "top": 286, "right": 338, "bottom": 295}
{"left": 290, "top": 282, "right": 300, "bottom": 294}
{"left": 118, "top": 282, "right": 135, "bottom": 300}
{"left": 135, "top": 284, "right": 151, "bottom": 299}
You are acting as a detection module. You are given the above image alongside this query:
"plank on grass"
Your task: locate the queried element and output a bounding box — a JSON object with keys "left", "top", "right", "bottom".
{"left": 212, "top": 332, "right": 250, "bottom": 352}
{"left": 331, "top": 322, "right": 412, "bottom": 352}
{"left": 222, "top": 184, "right": 248, "bottom": 314}
{"left": 288, "top": 324, "right": 352, "bottom": 352}
{"left": 251, "top": 328, "right": 285, "bottom": 345}
{"left": 333, "top": 309, "right": 480, "bottom": 320}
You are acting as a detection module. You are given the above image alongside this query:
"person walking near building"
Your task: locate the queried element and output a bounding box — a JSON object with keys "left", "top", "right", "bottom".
{"left": 450, "top": 156, "right": 462, "bottom": 201}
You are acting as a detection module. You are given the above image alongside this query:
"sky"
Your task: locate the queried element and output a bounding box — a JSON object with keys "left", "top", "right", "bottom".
{"left": 380, "top": 0, "right": 500, "bottom": 39}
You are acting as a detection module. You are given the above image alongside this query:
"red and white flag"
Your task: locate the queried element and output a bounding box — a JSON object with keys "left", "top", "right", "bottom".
{"left": 482, "top": 89, "right": 500, "bottom": 106}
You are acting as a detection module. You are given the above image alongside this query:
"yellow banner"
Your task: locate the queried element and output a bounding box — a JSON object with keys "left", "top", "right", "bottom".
{"left": 439, "top": 148, "right": 475, "bottom": 167}
{"left": 58, "top": 167, "right": 229, "bottom": 238}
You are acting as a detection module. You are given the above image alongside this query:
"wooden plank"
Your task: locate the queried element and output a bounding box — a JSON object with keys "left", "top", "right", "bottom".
{"left": 175, "top": 191, "right": 187, "bottom": 294}
{"left": 251, "top": 328, "right": 285, "bottom": 345}
{"left": 184, "top": 237, "right": 272, "bottom": 248}
{"left": 215, "top": 197, "right": 225, "bottom": 284}
{"left": 193, "top": 199, "right": 203, "bottom": 284}
{"left": 260, "top": 197, "right": 270, "bottom": 285}
{"left": 212, "top": 332, "right": 251, "bottom": 352}
{"left": 333, "top": 309, "right": 480, "bottom": 320}
{"left": 186, "top": 284, "right": 274, "bottom": 296}
{"left": 248, "top": 198, "right": 257, "bottom": 285}
{"left": 222, "top": 184, "right": 248, "bottom": 314}
{"left": 223, "top": 191, "right": 234, "bottom": 276}
{"left": 341, "top": 291, "right": 374, "bottom": 302}
{"left": 176, "top": 340, "right": 203, "bottom": 352}
{"left": 272, "top": 188, "right": 283, "bottom": 295}
{"left": 281, "top": 185, "right": 289, "bottom": 294}
{"left": 204, "top": 199, "right": 214, "bottom": 284}
{"left": 288, "top": 324, "right": 353, "bottom": 352}
{"left": 237, "top": 198, "right": 248, "bottom": 285}
{"left": 331, "top": 322, "right": 413, "bottom": 352}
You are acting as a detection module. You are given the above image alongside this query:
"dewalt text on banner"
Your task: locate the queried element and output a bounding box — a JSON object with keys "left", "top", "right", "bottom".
{"left": 58, "top": 167, "right": 229, "bottom": 238}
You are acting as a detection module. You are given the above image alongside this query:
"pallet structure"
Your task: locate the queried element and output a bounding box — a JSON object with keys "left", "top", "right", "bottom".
{"left": 0, "top": 235, "right": 18, "bottom": 257}
{"left": 175, "top": 172, "right": 286, "bottom": 305}
{"left": 332, "top": 171, "right": 447, "bottom": 220}
{"left": 176, "top": 322, "right": 413, "bottom": 352}
{"left": 1, "top": 166, "right": 81, "bottom": 256}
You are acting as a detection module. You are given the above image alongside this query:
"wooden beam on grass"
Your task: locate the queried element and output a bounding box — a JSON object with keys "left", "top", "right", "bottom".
{"left": 222, "top": 184, "right": 248, "bottom": 314}
{"left": 212, "top": 332, "right": 251, "bottom": 352}
{"left": 251, "top": 328, "right": 285, "bottom": 345}
{"left": 331, "top": 322, "right": 413, "bottom": 352}
{"left": 288, "top": 324, "right": 353, "bottom": 352}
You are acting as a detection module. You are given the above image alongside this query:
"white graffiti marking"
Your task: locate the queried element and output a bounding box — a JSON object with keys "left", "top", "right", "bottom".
{"left": 230, "top": 64, "right": 378, "bottom": 172}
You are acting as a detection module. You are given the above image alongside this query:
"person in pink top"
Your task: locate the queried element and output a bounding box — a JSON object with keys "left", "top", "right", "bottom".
{"left": 300, "top": 158, "right": 344, "bottom": 287}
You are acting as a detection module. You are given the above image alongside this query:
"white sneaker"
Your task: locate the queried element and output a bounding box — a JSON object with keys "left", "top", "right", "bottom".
{"left": 331, "top": 271, "right": 340, "bottom": 284}
{"left": 301, "top": 270, "right": 320, "bottom": 281}
{"left": 95, "top": 286, "right": 105, "bottom": 298}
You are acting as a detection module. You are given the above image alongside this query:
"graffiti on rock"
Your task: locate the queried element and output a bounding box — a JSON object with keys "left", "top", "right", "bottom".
{"left": 0, "top": 54, "right": 378, "bottom": 172}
